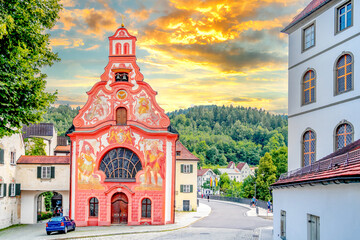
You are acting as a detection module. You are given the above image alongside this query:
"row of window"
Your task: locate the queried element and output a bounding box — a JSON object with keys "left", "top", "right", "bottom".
{"left": 115, "top": 42, "right": 130, "bottom": 55}
{"left": 0, "top": 148, "right": 16, "bottom": 165}
{"left": 88, "top": 197, "right": 152, "bottom": 218}
{"left": 302, "top": 122, "right": 353, "bottom": 166}
{"left": 280, "top": 210, "right": 320, "bottom": 240}
{"left": 302, "top": 1, "right": 352, "bottom": 51}
{"left": 0, "top": 183, "right": 21, "bottom": 198}
{"left": 302, "top": 53, "right": 354, "bottom": 105}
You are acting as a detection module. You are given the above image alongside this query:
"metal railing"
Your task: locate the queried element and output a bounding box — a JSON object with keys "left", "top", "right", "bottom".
{"left": 201, "top": 195, "right": 269, "bottom": 209}
{"left": 279, "top": 148, "right": 360, "bottom": 180}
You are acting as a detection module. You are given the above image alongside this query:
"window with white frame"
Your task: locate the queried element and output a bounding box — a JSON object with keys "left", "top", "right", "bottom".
{"left": 41, "top": 166, "right": 51, "bottom": 179}
{"left": 280, "top": 210, "right": 286, "bottom": 239}
{"left": 9, "top": 183, "right": 15, "bottom": 197}
{"left": 0, "top": 183, "right": 4, "bottom": 197}
{"left": 182, "top": 164, "right": 193, "bottom": 173}
{"left": 303, "top": 24, "right": 315, "bottom": 50}
{"left": 337, "top": 1, "right": 352, "bottom": 32}
{"left": 10, "top": 152, "right": 16, "bottom": 165}
{"left": 181, "top": 184, "right": 193, "bottom": 193}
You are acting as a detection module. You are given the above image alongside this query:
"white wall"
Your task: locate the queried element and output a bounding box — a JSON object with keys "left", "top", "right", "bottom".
{"left": 273, "top": 183, "right": 360, "bottom": 240}
{"left": 287, "top": 0, "right": 360, "bottom": 171}
{"left": 0, "top": 133, "right": 25, "bottom": 229}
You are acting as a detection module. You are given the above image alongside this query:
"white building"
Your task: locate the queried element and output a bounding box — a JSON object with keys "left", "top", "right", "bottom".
{"left": 220, "top": 161, "right": 253, "bottom": 183}
{"left": 0, "top": 133, "right": 25, "bottom": 229}
{"left": 273, "top": 0, "right": 360, "bottom": 239}
{"left": 23, "top": 123, "right": 58, "bottom": 156}
{"left": 197, "top": 168, "right": 218, "bottom": 195}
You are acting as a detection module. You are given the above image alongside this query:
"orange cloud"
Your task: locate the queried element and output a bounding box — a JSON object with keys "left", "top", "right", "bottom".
{"left": 50, "top": 38, "right": 84, "bottom": 48}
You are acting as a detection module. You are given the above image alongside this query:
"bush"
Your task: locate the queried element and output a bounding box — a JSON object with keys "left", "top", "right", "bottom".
{"left": 40, "top": 212, "right": 53, "bottom": 220}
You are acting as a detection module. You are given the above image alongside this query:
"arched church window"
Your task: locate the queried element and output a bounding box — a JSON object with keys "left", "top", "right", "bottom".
{"left": 124, "top": 43, "right": 130, "bottom": 54}
{"left": 89, "top": 197, "right": 98, "bottom": 217}
{"left": 303, "top": 130, "right": 315, "bottom": 167}
{"left": 336, "top": 123, "right": 353, "bottom": 150}
{"left": 99, "top": 148, "right": 142, "bottom": 181}
{"left": 116, "top": 107, "right": 127, "bottom": 125}
{"left": 336, "top": 54, "right": 353, "bottom": 94}
{"left": 141, "top": 198, "right": 151, "bottom": 218}
{"left": 115, "top": 43, "right": 121, "bottom": 55}
{"left": 115, "top": 72, "right": 128, "bottom": 82}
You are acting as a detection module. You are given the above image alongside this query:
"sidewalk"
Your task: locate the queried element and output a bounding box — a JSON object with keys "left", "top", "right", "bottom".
{"left": 48, "top": 203, "right": 211, "bottom": 239}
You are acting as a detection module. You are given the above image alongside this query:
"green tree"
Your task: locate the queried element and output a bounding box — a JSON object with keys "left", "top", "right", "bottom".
{"left": 240, "top": 175, "right": 256, "bottom": 198}
{"left": 40, "top": 191, "right": 53, "bottom": 211}
{"left": 25, "top": 137, "right": 47, "bottom": 156}
{"left": 219, "top": 173, "right": 231, "bottom": 195}
{"left": 0, "top": 0, "right": 62, "bottom": 137}
{"left": 270, "top": 146, "right": 288, "bottom": 178}
{"left": 256, "top": 153, "right": 277, "bottom": 201}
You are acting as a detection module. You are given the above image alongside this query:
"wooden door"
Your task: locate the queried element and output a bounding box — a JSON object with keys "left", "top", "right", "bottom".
{"left": 111, "top": 193, "right": 128, "bottom": 224}
{"left": 116, "top": 108, "right": 127, "bottom": 125}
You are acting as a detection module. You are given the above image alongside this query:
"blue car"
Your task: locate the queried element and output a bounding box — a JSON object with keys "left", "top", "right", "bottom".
{"left": 46, "top": 216, "right": 76, "bottom": 235}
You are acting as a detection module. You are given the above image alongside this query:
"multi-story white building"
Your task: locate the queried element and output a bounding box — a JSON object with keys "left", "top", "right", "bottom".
{"left": 219, "top": 161, "right": 253, "bottom": 183}
{"left": 197, "top": 168, "right": 218, "bottom": 195}
{"left": 273, "top": 0, "right": 360, "bottom": 239}
{"left": 0, "top": 133, "right": 25, "bottom": 229}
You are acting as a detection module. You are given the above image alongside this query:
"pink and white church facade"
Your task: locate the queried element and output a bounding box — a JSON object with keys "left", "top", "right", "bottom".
{"left": 67, "top": 27, "right": 178, "bottom": 227}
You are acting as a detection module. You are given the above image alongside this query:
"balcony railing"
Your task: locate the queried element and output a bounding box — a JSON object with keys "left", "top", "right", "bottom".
{"left": 279, "top": 148, "right": 360, "bottom": 180}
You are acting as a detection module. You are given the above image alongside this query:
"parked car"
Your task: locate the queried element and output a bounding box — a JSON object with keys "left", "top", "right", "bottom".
{"left": 46, "top": 216, "right": 76, "bottom": 235}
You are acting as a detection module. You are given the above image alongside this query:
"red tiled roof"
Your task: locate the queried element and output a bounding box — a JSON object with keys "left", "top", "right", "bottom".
{"left": 236, "top": 162, "right": 246, "bottom": 171}
{"left": 55, "top": 145, "right": 70, "bottom": 152}
{"left": 227, "top": 161, "right": 235, "bottom": 168}
{"left": 272, "top": 139, "right": 360, "bottom": 187}
{"left": 282, "top": 0, "right": 332, "bottom": 32}
{"left": 198, "top": 168, "right": 211, "bottom": 176}
{"left": 176, "top": 141, "right": 199, "bottom": 161}
{"left": 17, "top": 156, "right": 70, "bottom": 164}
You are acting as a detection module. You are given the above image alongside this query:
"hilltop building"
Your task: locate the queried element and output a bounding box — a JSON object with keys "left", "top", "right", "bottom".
{"left": 272, "top": 0, "right": 360, "bottom": 239}
{"left": 218, "top": 161, "right": 253, "bottom": 183}
{"left": 67, "top": 27, "right": 178, "bottom": 226}
{"left": 197, "top": 168, "right": 218, "bottom": 195}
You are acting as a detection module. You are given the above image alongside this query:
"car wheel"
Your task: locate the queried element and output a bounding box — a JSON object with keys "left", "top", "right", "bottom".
{"left": 73, "top": 224, "right": 76, "bottom": 231}
{"left": 64, "top": 226, "right": 68, "bottom": 234}
{"left": 47, "top": 231, "right": 51, "bottom": 235}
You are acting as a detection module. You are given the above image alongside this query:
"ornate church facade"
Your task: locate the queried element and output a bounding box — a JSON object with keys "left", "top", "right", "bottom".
{"left": 67, "top": 27, "right": 178, "bottom": 226}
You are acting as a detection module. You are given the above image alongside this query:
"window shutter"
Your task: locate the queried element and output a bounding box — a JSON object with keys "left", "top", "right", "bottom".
{"left": 3, "top": 184, "right": 6, "bottom": 197}
{"left": 51, "top": 166, "right": 55, "bottom": 179}
{"left": 190, "top": 185, "right": 193, "bottom": 193}
{"left": 15, "top": 184, "right": 21, "bottom": 196}
{"left": 0, "top": 148, "right": 4, "bottom": 164}
{"left": 37, "top": 167, "right": 41, "bottom": 178}
{"left": 181, "top": 164, "right": 184, "bottom": 173}
{"left": 8, "top": 184, "right": 11, "bottom": 197}
{"left": 180, "top": 185, "right": 183, "bottom": 193}
{"left": 190, "top": 164, "right": 193, "bottom": 173}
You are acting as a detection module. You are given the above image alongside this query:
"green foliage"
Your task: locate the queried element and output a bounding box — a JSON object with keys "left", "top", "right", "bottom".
{"left": 25, "top": 137, "right": 47, "bottom": 156}
{"left": 42, "top": 105, "right": 79, "bottom": 135}
{"left": 240, "top": 175, "right": 256, "bottom": 198}
{"left": 40, "top": 212, "right": 53, "bottom": 220}
{"left": 256, "top": 153, "right": 277, "bottom": 201}
{"left": 169, "top": 105, "right": 287, "bottom": 166}
{"left": 40, "top": 191, "right": 53, "bottom": 211}
{"left": 0, "top": 0, "right": 62, "bottom": 137}
{"left": 213, "top": 168, "right": 221, "bottom": 175}
{"left": 219, "top": 173, "right": 231, "bottom": 194}
{"left": 270, "top": 146, "right": 288, "bottom": 178}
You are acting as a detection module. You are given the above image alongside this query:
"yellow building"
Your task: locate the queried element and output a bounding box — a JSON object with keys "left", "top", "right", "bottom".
{"left": 175, "top": 141, "right": 199, "bottom": 211}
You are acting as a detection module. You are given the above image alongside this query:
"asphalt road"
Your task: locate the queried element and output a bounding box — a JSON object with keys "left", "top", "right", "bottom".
{"left": 0, "top": 199, "right": 273, "bottom": 240}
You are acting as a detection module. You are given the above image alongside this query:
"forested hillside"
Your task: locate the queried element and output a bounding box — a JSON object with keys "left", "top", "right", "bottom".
{"left": 42, "top": 105, "right": 287, "bottom": 167}
{"left": 168, "top": 105, "right": 288, "bottom": 166}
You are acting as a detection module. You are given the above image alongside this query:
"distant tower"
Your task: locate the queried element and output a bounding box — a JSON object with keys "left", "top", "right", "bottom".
{"left": 68, "top": 26, "right": 178, "bottom": 227}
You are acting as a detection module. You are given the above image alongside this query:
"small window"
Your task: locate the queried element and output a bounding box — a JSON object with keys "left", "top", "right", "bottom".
{"left": 141, "top": 198, "right": 151, "bottom": 218}
{"left": 9, "top": 183, "right": 15, "bottom": 197}
{"left": 0, "top": 183, "right": 5, "bottom": 198}
{"left": 176, "top": 151, "right": 181, "bottom": 156}
{"left": 115, "top": 72, "right": 128, "bottom": 82}
{"left": 303, "top": 130, "right": 315, "bottom": 167}
{"left": 124, "top": 43, "right": 130, "bottom": 54}
{"left": 336, "top": 123, "right": 353, "bottom": 150}
{"left": 303, "top": 70, "right": 316, "bottom": 104}
{"left": 336, "top": 54, "right": 353, "bottom": 94}
{"left": 10, "top": 152, "right": 16, "bottom": 165}
{"left": 181, "top": 164, "right": 193, "bottom": 173}
{"left": 280, "top": 210, "right": 286, "bottom": 239}
{"left": 115, "top": 43, "right": 121, "bottom": 55}
{"left": 89, "top": 197, "right": 99, "bottom": 217}
{"left": 0, "top": 148, "right": 4, "bottom": 164}
{"left": 180, "top": 184, "right": 193, "bottom": 193}
{"left": 116, "top": 107, "right": 127, "bottom": 125}
{"left": 303, "top": 24, "right": 315, "bottom": 50}
{"left": 41, "top": 166, "right": 51, "bottom": 179}
{"left": 337, "top": 2, "right": 352, "bottom": 32}
{"left": 308, "top": 214, "right": 320, "bottom": 240}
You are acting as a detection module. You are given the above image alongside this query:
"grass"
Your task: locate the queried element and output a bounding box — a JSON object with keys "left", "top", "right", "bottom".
{"left": 0, "top": 224, "right": 26, "bottom": 232}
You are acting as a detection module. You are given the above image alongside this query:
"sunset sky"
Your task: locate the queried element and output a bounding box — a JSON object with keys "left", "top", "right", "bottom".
{"left": 44, "top": 0, "right": 310, "bottom": 114}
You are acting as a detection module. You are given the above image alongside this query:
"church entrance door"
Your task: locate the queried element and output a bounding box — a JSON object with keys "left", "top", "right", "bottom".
{"left": 111, "top": 193, "right": 128, "bottom": 224}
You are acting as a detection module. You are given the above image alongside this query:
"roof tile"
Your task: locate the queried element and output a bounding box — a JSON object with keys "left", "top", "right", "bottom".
{"left": 17, "top": 155, "right": 70, "bottom": 164}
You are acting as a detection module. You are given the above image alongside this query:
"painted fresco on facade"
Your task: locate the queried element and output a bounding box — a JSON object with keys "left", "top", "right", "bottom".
{"left": 83, "top": 90, "right": 111, "bottom": 125}
{"left": 133, "top": 91, "right": 160, "bottom": 126}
